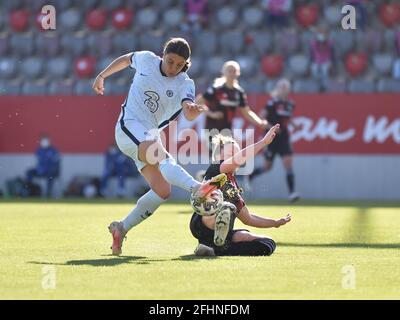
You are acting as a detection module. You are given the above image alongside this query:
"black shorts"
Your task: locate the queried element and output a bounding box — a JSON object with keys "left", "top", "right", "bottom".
{"left": 263, "top": 133, "right": 292, "bottom": 162}
{"left": 189, "top": 213, "right": 276, "bottom": 256}
{"left": 189, "top": 213, "right": 247, "bottom": 254}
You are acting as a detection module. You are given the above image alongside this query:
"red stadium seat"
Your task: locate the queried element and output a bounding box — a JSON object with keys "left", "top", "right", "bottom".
{"left": 296, "top": 4, "right": 319, "bottom": 28}
{"left": 9, "top": 9, "right": 30, "bottom": 32}
{"left": 379, "top": 3, "right": 400, "bottom": 27}
{"left": 86, "top": 8, "right": 108, "bottom": 31}
{"left": 345, "top": 52, "right": 368, "bottom": 77}
{"left": 261, "top": 55, "right": 284, "bottom": 78}
{"left": 111, "top": 8, "right": 133, "bottom": 30}
{"left": 74, "top": 56, "right": 96, "bottom": 79}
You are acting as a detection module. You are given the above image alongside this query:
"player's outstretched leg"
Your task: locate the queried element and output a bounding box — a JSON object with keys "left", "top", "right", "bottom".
{"left": 214, "top": 202, "right": 236, "bottom": 247}
{"left": 108, "top": 221, "right": 127, "bottom": 255}
{"left": 191, "top": 173, "right": 227, "bottom": 203}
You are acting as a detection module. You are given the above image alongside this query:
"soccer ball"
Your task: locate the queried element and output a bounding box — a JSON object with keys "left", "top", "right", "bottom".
{"left": 191, "top": 189, "right": 224, "bottom": 216}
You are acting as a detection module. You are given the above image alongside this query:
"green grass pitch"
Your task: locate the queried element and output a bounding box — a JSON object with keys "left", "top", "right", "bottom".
{"left": 1, "top": 199, "right": 399, "bottom": 300}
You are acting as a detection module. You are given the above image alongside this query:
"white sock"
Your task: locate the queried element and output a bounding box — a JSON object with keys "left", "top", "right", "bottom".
{"left": 158, "top": 157, "right": 200, "bottom": 192}
{"left": 122, "top": 189, "right": 166, "bottom": 231}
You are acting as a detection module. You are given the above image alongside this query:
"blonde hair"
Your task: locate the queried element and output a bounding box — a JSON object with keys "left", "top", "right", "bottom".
{"left": 213, "top": 60, "right": 241, "bottom": 89}
{"left": 211, "top": 134, "right": 240, "bottom": 161}
{"left": 271, "top": 78, "right": 291, "bottom": 99}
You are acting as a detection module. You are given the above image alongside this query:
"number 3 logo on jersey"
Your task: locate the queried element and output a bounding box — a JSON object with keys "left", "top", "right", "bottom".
{"left": 144, "top": 91, "right": 160, "bottom": 113}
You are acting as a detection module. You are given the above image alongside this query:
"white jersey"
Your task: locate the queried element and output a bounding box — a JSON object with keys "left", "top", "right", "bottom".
{"left": 119, "top": 50, "right": 195, "bottom": 130}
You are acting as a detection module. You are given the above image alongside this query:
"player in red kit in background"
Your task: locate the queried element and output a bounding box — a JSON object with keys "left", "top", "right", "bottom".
{"left": 244, "top": 78, "right": 300, "bottom": 203}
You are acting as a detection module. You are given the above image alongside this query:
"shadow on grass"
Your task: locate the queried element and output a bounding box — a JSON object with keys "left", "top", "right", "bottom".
{"left": 278, "top": 242, "right": 400, "bottom": 249}
{"left": 171, "top": 254, "right": 219, "bottom": 261}
{"left": 28, "top": 255, "right": 147, "bottom": 267}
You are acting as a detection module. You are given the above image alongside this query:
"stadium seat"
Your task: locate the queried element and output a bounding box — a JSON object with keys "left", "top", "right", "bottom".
{"left": 236, "top": 55, "right": 256, "bottom": 78}
{"left": 377, "top": 78, "right": 400, "bottom": 92}
{"left": 296, "top": 4, "right": 319, "bottom": 28}
{"left": 216, "top": 6, "right": 237, "bottom": 29}
{"left": 0, "top": 57, "right": 17, "bottom": 79}
{"left": 219, "top": 30, "right": 244, "bottom": 55}
{"left": 357, "top": 29, "right": 383, "bottom": 53}
{"left": 107, "top": 78, "right": 131, "bottom": 95}
{"left": 25, "top": 0, "right": 48, "bottom": 12}
{"left": 2, "top": 0, "right": 24, "bottom": 11}
{"left": 101, "top": 0, "right": 125, "bottom": 11}
{"left": 383, "top": 29, "right": 396, "bottom": 52}
{"left": 379, "top": 3, "right": 400, "bottom": 28}
{"left": 59, "top": 8, "right": 82, "bottom": 32}
{"left": 21, "top": 57, "right": 44, "bottom": 79}
{"left": 9, "top": 9, "right": 30, "bottom": 32}
{"left": 372, "top": 53, "right": 394, "bottom": 76}
{"left": 86, "top": 8, "right": 108, "bottom": 31}
{"left": 21, "top": 79, "right": 48, "bottom": 95}
{"left": 0, "top": 79, "right": 21, "bottom": 95}
{"left": 0, "top": 32, "right": 9, "bottom": 56}
{"left": 111, "top": 8, "right": 134, "bottom": 30}
{"left": 330, "top": 30, "right": 355, "bottom": 57}
{"left": 136, "top": 7, "right": 158, "bottom": 29}
{"left": 61, "top": 32, "right": 88, "bottom": 57}
{"left": 47, "top": 56, "right": 72, "bottom": 79}
{"left": 288, "top": 54, "right": 310, "bottom": 78}
{"left": 87, "top": 31, "right": 113, "bottom": 58}
{"left": 138, "top": 31, "right": 164, "bottom": 55}
{"left": 264, "top": 79, "right": 279, "bottom": 93}
{"left": 112, "top": 32, "right": 138, "bottom": 53}
{"left": 187, "top": 55, "right": 203, "bottom": 79}
{"left": 10, "top": 32, "right": 35, "bottom": 57}
{"left": 35, "top": 32, "right": 61, "bottom": 57}
{"left": 163, "top": 8, "right": 183, "bottom": 29}
{"left": 261, "top": 55, "right": 284, "bottom": 78}
{"left": 96, "top": 56, "right": 114, "bottom": 75}
{"left": 345, "top": 52, "right": 368, "bottom": 77}
{"left": 274, "top": 29, "right": 300, "bottom": 56}
{"left": 242, "top": 6, "right": 264, "bottom": 29}
{"left": 77, "top": 0, "right": 99, "bottom": 11}
{"left": 348, "top": 79, "right": 376, "bottom": 93}
{"left": 48, "top": 79, "right": 75, "bottom": 95}
{"left": 74, "top": 56, "right": 96, "bottom": 79}
{"left": 324, "top": 5, "right": 341, "bottom": 27}
{"left": 51, "top": 0, "right": 74, "bottom": 11}
{"left": 300, "top": 29, "right": 314, "bottom": 51}
{"left": 150, "top": 0, "right": 175, "bottom": 11}
{"left": 194, "top": 31, "right": 218, "bottom": 56}
{"left": 244, "top": 31, "right": 273, "bottom": 56}
{"left": 239, "top": 77, "right": 265, "bottom": 93}
{"left": 205, "top": 56, "right": 226, "bottom": 77}
{"left": 73, "top": 79, "right": 97, "bottom": 95}
{"left": 325, "top": 78, "right": 347, "bottom": 93}
{"left": 293, "top": 79, "right": 320, "bottom": 93}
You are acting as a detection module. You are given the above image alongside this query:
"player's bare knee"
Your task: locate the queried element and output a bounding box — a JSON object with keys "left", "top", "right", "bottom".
{"left": 156, "top": 185, "right": 171, "bottom": 199}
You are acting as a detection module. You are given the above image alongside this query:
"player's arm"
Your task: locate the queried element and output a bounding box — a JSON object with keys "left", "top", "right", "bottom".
{"left": 220, "top": 124, "right": 280, "bottom": 173}
{"left": 239, "top": 106, "right": 268, "bottom": 129}
{"left": 237, "top": 206, "right": 292, "bottom": 228}
{"left": 195, "top": 94, "right": 223, "bottom": 120}
{"left": 92, "top": 53, "right": 133, "bottom": 95}
{"left": 182, "top": 100, "right": 208, "bottom": 121}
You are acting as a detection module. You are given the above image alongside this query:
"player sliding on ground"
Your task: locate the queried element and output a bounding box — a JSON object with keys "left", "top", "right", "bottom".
{"left": 190, "top": 124, "right": 292, "bottom": 256}
{"left": 92, "top": 38, "right": 227, "bottom": 255}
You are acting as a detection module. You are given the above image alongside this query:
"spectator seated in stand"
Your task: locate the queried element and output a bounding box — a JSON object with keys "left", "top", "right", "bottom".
{"left": 25, "top": 134, "right": 60, "bottom": 198}
{"left": 99, "top": 143, "right": 140, "bottom": 198}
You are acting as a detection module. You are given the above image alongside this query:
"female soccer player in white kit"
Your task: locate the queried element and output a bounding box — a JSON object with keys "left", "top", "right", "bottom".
{"left": 92, "top": 38, "right": 227, "bottom": 255}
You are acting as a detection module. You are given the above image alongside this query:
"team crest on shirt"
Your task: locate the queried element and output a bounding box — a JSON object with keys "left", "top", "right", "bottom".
{"left": 166, "top": 90, "right": 174, "bottom": 97}
{"left": 144, "top": 91, "right": 160, "bottom": 113}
